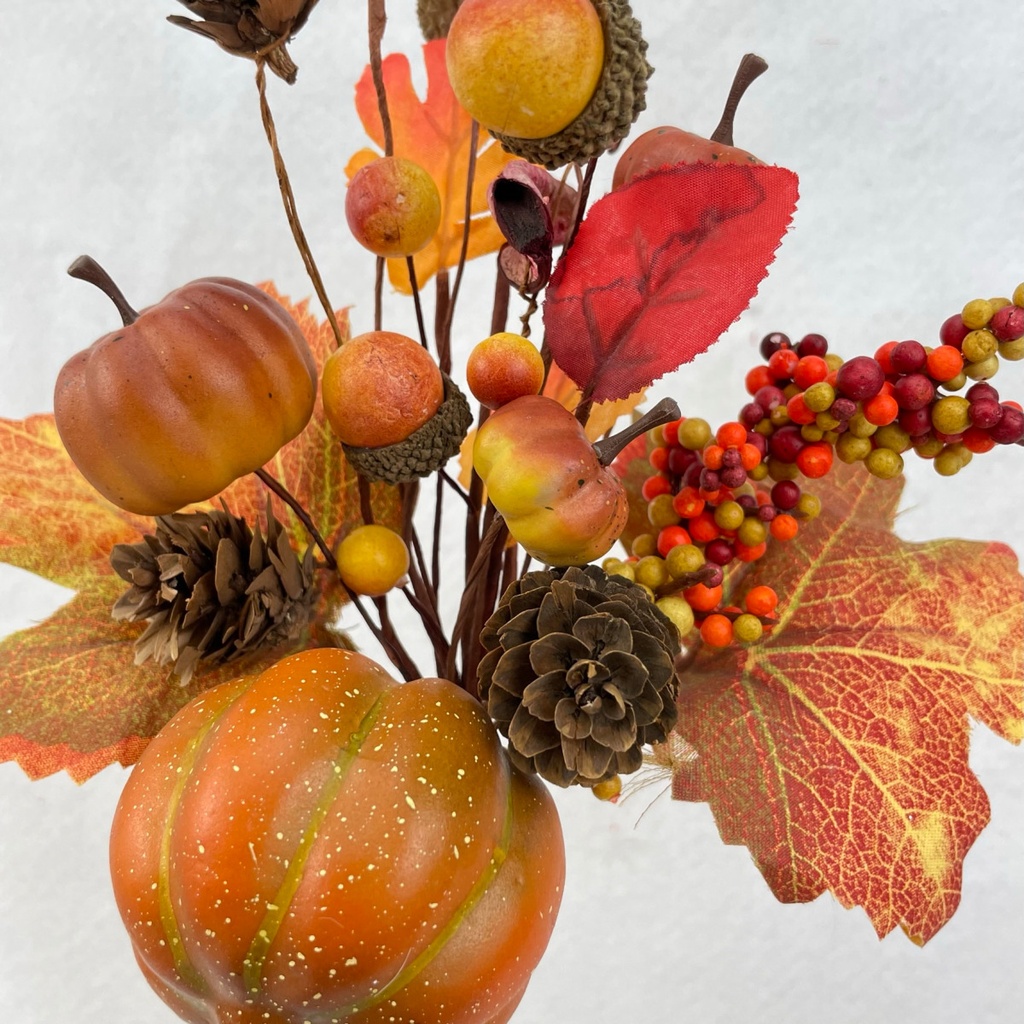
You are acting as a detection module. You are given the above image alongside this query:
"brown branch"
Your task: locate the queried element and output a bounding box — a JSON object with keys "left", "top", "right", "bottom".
{"left": 254, "top": 467, "right": 336, "bottom": 568}
{"left": 367, "top": 0, "right": 394, "bottom": 156}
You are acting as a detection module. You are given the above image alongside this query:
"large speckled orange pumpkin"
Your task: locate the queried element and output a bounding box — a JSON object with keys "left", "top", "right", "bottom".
{"left": 109, "top": 648, "right": 565, "bottom": 1024}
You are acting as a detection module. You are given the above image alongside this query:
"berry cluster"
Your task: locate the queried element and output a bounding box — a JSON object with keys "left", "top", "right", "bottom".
{"left": 607, "top": 283, "right": 1024, "bottom": 649}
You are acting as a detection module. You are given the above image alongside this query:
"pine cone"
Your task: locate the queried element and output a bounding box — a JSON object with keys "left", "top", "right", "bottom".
{"left": 111, "top": 504, "right": 317, "bottom": 684}
{"left": 168, "top": 1, "right": 322, "bottom": 83}
{"left": 416, "top": 0, "right": 465, "bottom": 39}
{"left": 478, "top": 565, "right": 679, "bottom": 788}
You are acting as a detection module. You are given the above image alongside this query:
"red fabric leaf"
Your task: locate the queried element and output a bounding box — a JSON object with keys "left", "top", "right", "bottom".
{"left": 543, "top": 163, "right": 799, "bottom": 402}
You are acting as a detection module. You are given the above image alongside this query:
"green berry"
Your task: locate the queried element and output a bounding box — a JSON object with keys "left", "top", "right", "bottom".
{"left": 713, "top": 500, "right": 745, "bottom": 531}
{"left": 999, "top": 337, "right": 1024, "bottom": 361}
{"left": 634, "top": 555, "right": 669, "bottom": 590}
{"left": 933, "top": 444, "right": 972, "bottom": 476}
{"left": 607, "top": 561, "right": 636, "bottom": 582}
{"left": 631, "top": 532, "right": 658, "bottom": 558}
{"left": 666, "top": 543, "right": 705, "bottom": 578}
{"left": 836, "top": 433, "right": 872, "bottom": 463}
{"left": 847, "top": 412, "right": 878, "bottom": 439}
{"left": 873, "top": 423, "right": 912, "bottom": 453}
{"left": 964, "top": 354, "right": 999, "bottom": 380}
{"left": 733, "top": 613, "right": 764, "bottom": 643}
{"left": 677, "top": 417, "right": 712, "bottom": 450}
{"left": 647, "top": 493, "right": 680, "bottom": 529}
{"left": 913, "top": 434, "right": 944, "bottom": 459}
{"left": 931, "top": 396, "right": 971, "bottom": 435}
{"left": 737, "top": 516, "right": 768, "bottom": 546}
{"left": 865, "top": 447, "right": 904, "bottom": 479}
{"left": 656, "top": 595, "right": 696, "bottom": 636}
{"left": 796, "top": 492, "right": 822, "bottom": 519}
{"left": 961, "top": 298, "right": 994, "bottom": 329}
{"left": 961, "top": 328, "right": 997, "bottom": 363}
{"left": 803, "top": 381, "right": 836, "bottom": 412}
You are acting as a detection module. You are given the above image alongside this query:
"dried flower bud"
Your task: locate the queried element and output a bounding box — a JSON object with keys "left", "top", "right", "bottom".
{"left": 168, "top": 1, "right": 321, "bottom": 83}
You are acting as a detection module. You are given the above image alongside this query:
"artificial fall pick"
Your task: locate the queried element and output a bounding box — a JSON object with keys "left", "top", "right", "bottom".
{"left": 1, "top": 2, "right": 1023, "bottom": 1024}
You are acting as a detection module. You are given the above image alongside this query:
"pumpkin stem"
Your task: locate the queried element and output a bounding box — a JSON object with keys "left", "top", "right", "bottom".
{"left": 592, "top": 396, "right": 681, "bottom": 467}
{"left": 67, "top": 255, "right": 139, "bottom": 326}
{"left": 710, "top": 53, "right": 768, "bottom": 146}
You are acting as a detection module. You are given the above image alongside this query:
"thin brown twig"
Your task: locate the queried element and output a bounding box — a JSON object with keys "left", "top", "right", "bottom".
{"left": 255, "top": 62, "right": 344, "bottom": 349}
{"left": 406, "top": 256, "right": 429, "bottom": 348}
{"left": 367, "top": 0, "right": 394, "bottom": 156}
{"left": 254, "top": 467, "right": 336, "bottom": 568}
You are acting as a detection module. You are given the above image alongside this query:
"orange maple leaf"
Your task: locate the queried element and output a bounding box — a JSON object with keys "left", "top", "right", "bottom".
{"left": 671, "top": 461, "right": 1024, "bottom": 944}
{"left": 345, "top": 39, "right": 517, "bottom": 294}
{"left": 0, "top": 289, "right": 400, "bottom": 782}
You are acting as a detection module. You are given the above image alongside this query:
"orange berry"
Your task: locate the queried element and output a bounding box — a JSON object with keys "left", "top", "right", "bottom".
{"left": 770, "top": 513, "right": 799, "bottom": 541}
{"left": 734, "top": 539, "right": 767, "bottom": 562}
{"left": 702, "top": 444, "right": 725, "bottom": 470}
{"left": 684, "top": 583, "right": 723, "bottom": 613}
{"left": 962, "top": 425, "right": 996, "bottom": 453}
{"left": 926, "top": 345, "right": 964, "bottom": 383}
{"left": 862, "top": 392, "right": 899, "bottom": 426}
{"left": 657, "top": 525, "right": 691, "bottom": 557}
{"left": 874, "top": 341, "right": 898, "bottom": 375}
{"left": 745, "top": 365, "right": 773, "bottom": 395}
{"left": 768, "top": 348, "right": 799, "bottom": 380}
{"left": 672, "top": 486, "right": 705, "bottom": 519}
{"left": 687, "top": 510, "right": 720, "bottom": 543}
{"left": 793, "top": 355, "right": 829, "bottom": 390}
{"left": 662, "top": 418, "right": 681, "bottom": 446}
{"left": 786, "top": 392, "right": 817, "bottom": 425}
{"left": 796, "top": 442, "right": 833, "bottom": 479}
{"left": 648, "top": 445, "right": 670, "bottom": 472}
{"left": 700, "top": 613, "right": 734, "bottom": 648}
{"left": 715, "top": 421, "right": 748, "bottom": 448}
{"left": 641, "top": 474, "right": 672, "bottom": 501}
{"left": 744, "top": 585, "right": 779, "bottom": 616}
{"left": 738, "top": 443, "right": 763, "bottom": 471}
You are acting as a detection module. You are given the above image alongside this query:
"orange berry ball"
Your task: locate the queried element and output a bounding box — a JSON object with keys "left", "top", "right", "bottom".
{"left": 700, "top": 613, "right": 734, "bottom": 648}
{"left": 322, "top": 331, "right": 443, "bottom": 448}
{"left": 466, "top": 332, "right": 545, "bottom": 409}
{"left": 345, "top": 156, "right": 441, "bottom": 258}
{"left": 446, "top": 0, "right": 605, "bottom": 139}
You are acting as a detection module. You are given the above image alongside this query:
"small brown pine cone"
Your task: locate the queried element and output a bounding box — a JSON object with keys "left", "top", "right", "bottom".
{"left": 167, "top": 1, "right": 322, "bottom": 83}
{"left": 416, "top": 0, "right": 465, "bottom": 39}
{"left": 110, "top": 503, "right": 317, "bottom": 684}
{"left": 489, "top": 0, "right": 652, "bottom": 170}
{"left": 478, "top": 565, "right": 679, "bottom": 788}
{"left": 342, "top": 374, "right": 473, "bottom": 484}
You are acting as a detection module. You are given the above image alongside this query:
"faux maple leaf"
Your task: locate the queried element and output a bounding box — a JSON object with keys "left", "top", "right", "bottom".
{"left": 345, "top": 39, "right": 517, "bottom": 294}
{"left": 543, "top": 163, "right": 799, "bottom": 403}
{"left": 671, "top": 461, "right": 1024, "bottom": 944}
{"left": 0, "top": 290, "right": 399, "bottom": 782}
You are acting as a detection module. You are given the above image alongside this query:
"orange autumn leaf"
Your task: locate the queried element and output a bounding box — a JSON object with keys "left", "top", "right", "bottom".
{"left": 672, "top": 461, "right": 1024, "bottom": 944}
{"left": 346, "top": 39, "right": 517, "bottom": 294}
{"left": 0, "top": 288, "right": 400, "bottom": 782}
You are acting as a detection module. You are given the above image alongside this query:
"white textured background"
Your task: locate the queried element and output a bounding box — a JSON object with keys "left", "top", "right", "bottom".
{"left": 2, "top": 1, "right": 1023, "bottom": 1022}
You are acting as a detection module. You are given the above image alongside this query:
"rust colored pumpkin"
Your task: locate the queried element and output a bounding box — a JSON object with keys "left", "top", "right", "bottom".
{"left": 54, "top": 257, "right": 317, "bottom": 515}
{"left": 109, "top": 647, "right": 565, "bottom": 1024}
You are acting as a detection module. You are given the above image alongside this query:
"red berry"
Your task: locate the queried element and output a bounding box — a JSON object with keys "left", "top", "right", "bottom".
{"left": 768, "top": 347, "right": 799, "bottom": 381}
{"left": 740, "top": 401, "right": 765, "bottom": 427}
{"left": 768, "top": 425, "right": 805, "bottom": 463}
{"left": 966, "top": 381, "right": 1000, "bottom": 403}
{"left": 793, "top": 355, "right": 829, "bottom": 390}
{"left": 797, "top": 333, "right": 829, "bottom": 357}
{"left": 657, "top": 524, "right": 692, "bottom": 557}
{"left": 968, "top": 398, "right": 1003, "bottom": 429}
{"left": 889, "top": 340, "right": 927, "bottom": 374}
{"left": 641, "top": 474, "right": 672, "bottom": 501}
{"left": 796, "top": 442, "right": 833, "bottom": 479}
{"left": 874, "top": 340, "right": 899, "bottom": 375}
{"left": 705, "top": 538, "right": 735, "bottom": 565}
{"left": 668, "top": 446, "right": 696, "bottom": 475}
{"left": 989, "top": 405, "right": 1024, "bottom": 444}
{"left": 745, "top": 365, "right": 773, "bottom": 396}
{"left": 892, "top": 373, "right": 935, "bottom": 411}
{"left": 962, "top": 426, "right": 996, "bottom": 453}
{"left": 898, "top": 406, "right": 934, "bottom": 437}
{"left": 835, "top": 355, "right": 885, "bottom": 400}
{"left": 754, "top": 384, "right": 786, "bottom": 412}
{"left": 990, "top": 304, "right": 1024, "bottom": 342}
{"left": 672, "top": 486, "right": 704, "bottom": 518}
{"left": 770, "top": 479, "right": 801, "bottom": 510}
{"left": 786, "top": 392, "right": 817, "bottom": 425}
{"left": 759, "top": 332, "right": 790, "bottom": 361}
{"left": 939, "top": 314, "right": 969, "bottom": 350}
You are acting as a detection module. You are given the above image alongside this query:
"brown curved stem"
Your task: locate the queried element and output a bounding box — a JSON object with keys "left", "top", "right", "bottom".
{"left": 368, "top": 0, "right": 394, "bottom": 156}
{"left": 254, "top": 467, "right": 336, "bottom": 569}
{"left": 592, "top": 397, "right": 682, "bottom": 466}
{"left": 711, "top": 53, "right": 769, "bottom": 146}
{"left": 67, "top": 255, "right": 139, "bottom": 326}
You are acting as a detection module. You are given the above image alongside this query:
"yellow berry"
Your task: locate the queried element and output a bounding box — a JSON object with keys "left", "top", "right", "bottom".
{"left": 836, "top": 433, "right": 872, "bottom": 463}
{"left": 930, "top": 396, "right": 971, "bottom": 435}
{"left": 607, "top": 562, "right": 636, "bottom": 582}
{"left": 677, "top": 417, "right": 711, "bottom": 450}
{"left": 796, "top": 492, "right": 822, "bottom": 519}
{"left": 737, "top": 516, "right": 767, "bottom": 546}
{"left": 634, "top": 555, "right": 669, "bottom": 590}
{"left": 803, "top": 381, "right": 836, "bottom": 412}
{"left": 933, "top": 445, "right": 970, "bottom": 476}
{"left": 913, "top": 434, "right": 945, "bottom": 459}
{"left": 961, "top": 297, "right": 994, "bottom": 329}
{"left": 713, "top": 500, "right": 745, "bottom": 531}
{"left": 732, "top": 613, "right": 764, "bottom": 644}
{"left": 647, "top": 493, "right": 680, "bottom": 529}
{"left": 591, "top": 775, "right": 623, "bottom": 801}
{"left": 769, "top": 406, "right": 791, "bottom": 427}
{"left": 964, "top": 354, "right": 999, "bottom": 380}
{"left": 336, "top": 524, "right": 410, "bottom": 597}
{"left": 656, "top": 595, "right": 696, "bottom": 637}
{"left": 749, "top": 461, "right": 769, "bottom": 481}
{"left": 815, "top": 410, "right": 842, "bottom": 431}
{"left": 824, "top": 353, "right": 844, "bottom": 372}
{"left": 961, "top": 328, "right": 997, "bottom": 363}
{"left": 665, "top": 543, "right": 704, "bottom": 577}
{"left": 999, "top": 337, "right": 1024, "bottom": 361}
{"left": 631, "top": 532, "right": 658, "bottom": 558}
{"left": 1013, "top": 282, "right": 1024, "bottom": 307}
{"left": 766, "top": 458, "right": 799, "bottom": 481}
{"left": 873, "top": 423, "right": 912, "bottom": 453}
{"left": 847, "top": 412, "right": 877, "bottom": 439}
{"left": 989, "top": 296, "right": 1012, "bottom": 312}
{"left": 865, "top": 447, "right": 904, "bottom": 479}
{"left": 944, "top": 370, "right": 968, "bottom": 391}
{"left": 800, "top": 424, "right": 825, "bottom": 442}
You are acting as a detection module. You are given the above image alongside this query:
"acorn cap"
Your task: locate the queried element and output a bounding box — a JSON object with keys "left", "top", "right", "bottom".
{"left": 489, "top": 0, "right": 652, "bottom": 170}
{"left": 342, "top": 374, "right": 473, "bottom": 484}
{"left": 416, "top": 0, "right": 465, "bottom": 39}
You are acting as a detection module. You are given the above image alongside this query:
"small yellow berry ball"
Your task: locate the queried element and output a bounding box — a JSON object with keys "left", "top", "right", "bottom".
{"left": 961, "top": 298, "right": 994, "bottom": 330}
{"left": 336, "top": 524, "right": 410, "bottom": 597}
{"left": 865, "top": 447, "right": 904, "bottom": 479}
{"left": 655, "top": 595, "right": 695, "bottom": 637}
